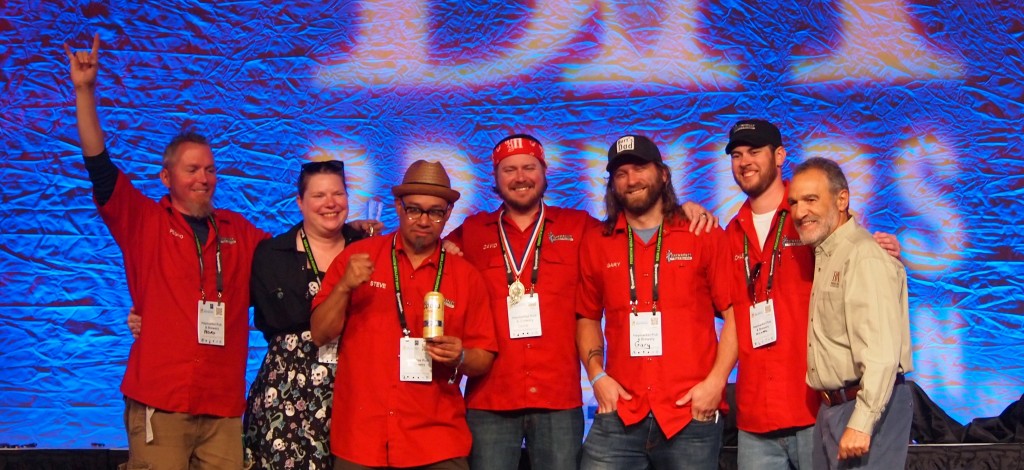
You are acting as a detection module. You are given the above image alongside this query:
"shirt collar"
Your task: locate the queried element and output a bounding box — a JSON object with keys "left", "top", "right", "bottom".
{"left": 817, "top": 216, "right": 860, "bottom": 257}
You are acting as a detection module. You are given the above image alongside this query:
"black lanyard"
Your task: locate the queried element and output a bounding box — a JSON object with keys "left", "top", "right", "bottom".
{"left": 299, "top": 228, "right": 324, "bottom": 288}
{"left": 497, "top": 205, "right": 546, "bottom": 293}
{"left": 743, "top": 211, "right": 787, "bottom": 303}
{"left": 391, "top": 234, "right": 446, "bottom": 337}
{"left": 626, "top": 224, "right": 663, "bottom": 315}
{"left": 192, "top": 216, "right": 222, "bottom": 301}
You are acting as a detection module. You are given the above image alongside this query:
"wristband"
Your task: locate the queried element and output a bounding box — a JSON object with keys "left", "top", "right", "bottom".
{"left": 589, "top": 371, "right": 607, "bottom": 386}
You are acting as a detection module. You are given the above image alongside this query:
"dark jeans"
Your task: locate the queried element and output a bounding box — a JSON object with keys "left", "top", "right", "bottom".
{"left": 467, "top": 407, "right": 583, "bottom": 470}
{"left": 581, "top": 412, "right": 724, "bottom": 470}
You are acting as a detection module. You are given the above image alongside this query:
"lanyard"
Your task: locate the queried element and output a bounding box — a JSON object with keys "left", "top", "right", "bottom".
{"left": 626, "top": 224, "right": 663, "bottom": 315}
{"left": 192, "top": 216, "right": 222, "bottom": 301}
{"left": 391, "top": 234, "right": 446, "bottom": 337}
{"left": 743, "top": 211, "right": 787, "bottom": 303}
{"left": 299, "top": 228, "right": 324, "bottom": 288}
{"left": 497, "top": 204, "right": 546, "bottom": 293}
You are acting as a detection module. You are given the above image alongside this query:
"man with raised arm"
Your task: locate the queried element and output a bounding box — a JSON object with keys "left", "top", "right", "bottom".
{"left": 65, "top": 34, "right": 267, "bottom": 468}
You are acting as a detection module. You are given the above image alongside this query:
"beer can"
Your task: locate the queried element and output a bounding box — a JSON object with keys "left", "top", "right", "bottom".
{"left": 423, "top": 291, "right": 445, "bottom": 338}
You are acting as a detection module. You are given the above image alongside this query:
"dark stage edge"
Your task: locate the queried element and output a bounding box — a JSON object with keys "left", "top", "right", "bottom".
{"left": 2, "top": 445, "right": 1022, "bottom": 470}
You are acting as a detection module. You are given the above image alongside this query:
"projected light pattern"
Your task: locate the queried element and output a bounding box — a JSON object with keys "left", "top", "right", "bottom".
{"left": 1, "top": 0, "right": 1021, "bottom": 447}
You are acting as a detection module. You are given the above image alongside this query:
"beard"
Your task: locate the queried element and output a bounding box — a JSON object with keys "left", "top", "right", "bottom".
{"left": 179, "top": 197, "right": 214, "bottom": 218}
{"left": 616, "top": 177, "right": 665, "bottom": 217}
{"left": 734, "top": 163, "right": 779, "bottom": 199}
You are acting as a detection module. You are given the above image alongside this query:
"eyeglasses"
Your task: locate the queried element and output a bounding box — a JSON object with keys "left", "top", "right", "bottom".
{"left": 301, "top": 160, "right": 345, "bottom": 174}
{"left": 401, "top": 200, "right": 448, "bottom": 223}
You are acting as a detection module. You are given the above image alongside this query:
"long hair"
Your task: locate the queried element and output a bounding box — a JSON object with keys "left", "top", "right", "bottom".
{"left": 602, "top": 161, "right": 685, "bottom": 235}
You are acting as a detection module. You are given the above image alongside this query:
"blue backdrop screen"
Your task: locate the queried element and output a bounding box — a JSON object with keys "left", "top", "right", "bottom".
{"left": 1, "top": 0, "right": 1021, "bottom": 447}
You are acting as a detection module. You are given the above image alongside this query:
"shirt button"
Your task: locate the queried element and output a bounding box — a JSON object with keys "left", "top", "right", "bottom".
{"left": 529, "top": 387, "right": 538, "bottom": 394}
{"left": 389, "top": 410, "right": 395, "bottom": 416}
{"left": 526, "top": 344, "right": 532, "bottom": 349}
{"left": 647, "top": 386, "right": 653, "bottom": 391}
{"left": 526, "top": 371, "right": 531, "bottom": 376}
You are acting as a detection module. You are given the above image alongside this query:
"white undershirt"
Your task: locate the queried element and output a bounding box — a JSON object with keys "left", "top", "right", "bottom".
{"left": 752, "top": 209, "right": 777, "bottom": 249}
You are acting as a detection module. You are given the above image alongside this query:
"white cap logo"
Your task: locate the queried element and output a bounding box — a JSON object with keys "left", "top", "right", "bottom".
{"left": 616, "top": 136, "right": 635, "bottom": 154}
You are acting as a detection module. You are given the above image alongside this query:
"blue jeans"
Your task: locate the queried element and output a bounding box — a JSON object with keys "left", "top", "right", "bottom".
{"left": 467, "top": 407, "right": 583, "bottom": 470}
{"left": 580, "top": 412, "right": 723, "bottom": 470}
{"left": 737, "top": 426, "right": 814, "bottom": 470}
{"left": 812, "top": 382, "right": 912, "bottom": 470}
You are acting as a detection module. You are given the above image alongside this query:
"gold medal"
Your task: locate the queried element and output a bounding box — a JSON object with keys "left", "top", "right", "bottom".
{"left": 508, "top": 280, "right": 525, "bottom": 305}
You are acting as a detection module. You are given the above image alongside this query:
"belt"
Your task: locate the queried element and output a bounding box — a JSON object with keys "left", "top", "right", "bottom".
{"left": 821, "top": 373, "right": 905, "bottom": 407}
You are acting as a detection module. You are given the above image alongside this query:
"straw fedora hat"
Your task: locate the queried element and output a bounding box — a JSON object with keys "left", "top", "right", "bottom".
{"left": 391, "top": 160, "right": 461, "bottom": 203}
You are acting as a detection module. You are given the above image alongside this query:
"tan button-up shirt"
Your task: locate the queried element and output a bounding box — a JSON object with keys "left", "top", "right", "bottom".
{"left": 806, "top": 218, "right": 913, "bottom": 434}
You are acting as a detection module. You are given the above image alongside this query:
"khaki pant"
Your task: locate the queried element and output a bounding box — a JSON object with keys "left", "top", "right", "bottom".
{"left": 335, "top": 457, "right": 469, "bottom": 470}
{"left": 120, "top": 397, "right": 242, "bottom": 470}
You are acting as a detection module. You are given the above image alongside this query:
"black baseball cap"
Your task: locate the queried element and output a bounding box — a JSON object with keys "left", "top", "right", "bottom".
{"left": 607, "top": 135, "right": 663, "bottom": 172}
{"left": 725, "top": 119, "right": 783, "bottom": 154}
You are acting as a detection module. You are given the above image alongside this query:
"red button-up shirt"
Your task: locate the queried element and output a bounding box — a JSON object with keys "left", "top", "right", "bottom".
{"left": 725, "top": 186, "right": 820, "bottom": 433}
{"left": 576, "top": 215, "right": 732, "bottom": 438}
{"left": 448, "top": 205, "right": 600, "bottom": 411}
{"left": 312, "top": 234, "right": 498, "bottom": 467}
{"left": 100, "top": 171, "right": 267, "bottom": 417}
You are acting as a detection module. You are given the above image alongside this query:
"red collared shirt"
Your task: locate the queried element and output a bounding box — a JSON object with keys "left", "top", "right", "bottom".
{"left": 448, "top": 205, "right": 600, "bottom": 411}
{"left": 312, "top": 234, "right": 498, "bottom": 467}
{"left": 725, "top": 186, "right": 820, "bottom": 433}
{"left": 576, "top": 214, "right": 732, "bottom": 438}
{"left": 100, "top": 171, "right": 267, "bottom": 417}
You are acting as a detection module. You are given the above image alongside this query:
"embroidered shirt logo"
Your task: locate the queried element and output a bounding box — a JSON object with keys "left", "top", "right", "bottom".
{"left": 666, "top": 251, "right": 692, "bottom": 262}
{"left": 606, "top": 262, "right": 621, "bottom": 269}
{"left": 221, "top": 237, "right": 236, "bottom": 244}
{"left": 169, "top": 228, "right": 184, "bottom": 239}
{"left": 482, "top": 243, "right": 498, "bottom": 250}
{"left": 370, "top": 280, "right": 387, "bottom": 289}
{"left": 830, "top": 271, "right": 841, "bottom": 288}
{"left": 444, "top": 299, "right": 455, "bottom": 309}
{"left": 548, "top": 234, "right": 574, "bottom": 243}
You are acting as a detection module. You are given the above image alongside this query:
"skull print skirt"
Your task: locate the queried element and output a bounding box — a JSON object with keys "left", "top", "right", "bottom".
{"left": 243, "top": 331, "right": 336, "bottom": 470}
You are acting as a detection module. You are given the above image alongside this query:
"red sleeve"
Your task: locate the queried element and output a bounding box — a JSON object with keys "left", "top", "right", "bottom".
{"left": 311, "top": 246, "right": 354, "bottom": 311}
{"left": 575, "top": 227, "right": 605, "bottom": 321}
{"left": 705, "top": 227, "right": 734, "bottom": 313}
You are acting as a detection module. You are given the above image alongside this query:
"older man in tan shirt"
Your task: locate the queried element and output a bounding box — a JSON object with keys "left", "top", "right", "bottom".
{"left": 788, "top": 157, "right": 913, "bottom": 470}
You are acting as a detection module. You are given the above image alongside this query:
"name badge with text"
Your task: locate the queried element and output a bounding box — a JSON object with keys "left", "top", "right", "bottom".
{"left": 630, "top": 312, "right": 663, "bottom": 357}
{"left": 750, "top": 299, "right": 777, "bottom": 348}
{"left": 399, "top": 337, "right": 432, "bottom": 382}
{"left": 508, "top": 293, "right": 542, "bottom": 338}
{"left": 197, "top": 300, "right": 225, "bottom": 346}
{"left": 318, "top": 337, "right": 339, "bottom": 364}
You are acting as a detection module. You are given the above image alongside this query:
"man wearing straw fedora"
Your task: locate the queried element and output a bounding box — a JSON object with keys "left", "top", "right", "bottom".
{"left": 311, "top": 160, "right": 498, "bottom": 470}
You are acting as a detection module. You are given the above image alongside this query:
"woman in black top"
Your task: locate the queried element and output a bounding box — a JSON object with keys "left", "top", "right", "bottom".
{"left": 244, "top": 160, "right": 368, "bottom": 470}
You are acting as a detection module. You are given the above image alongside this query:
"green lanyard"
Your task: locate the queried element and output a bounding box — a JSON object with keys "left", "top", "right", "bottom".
{"left": 391, "top": 234, "right": 446, "bottom": 337}
{"left": 192, "top": 216, "right": 222, "bottom": 301}
{"left": 743, "top": 211, "right": 787, "bottom": 303}
{"left": 299, "top": 228, "right": 324, "bottom": 288}
{"left": 626, "top": 224, "right": 663, "bottom": 315}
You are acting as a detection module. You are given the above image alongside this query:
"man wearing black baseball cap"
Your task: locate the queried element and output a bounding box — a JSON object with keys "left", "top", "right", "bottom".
{"left": 576, "top": 135, "right": 736, "bottom": 470}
